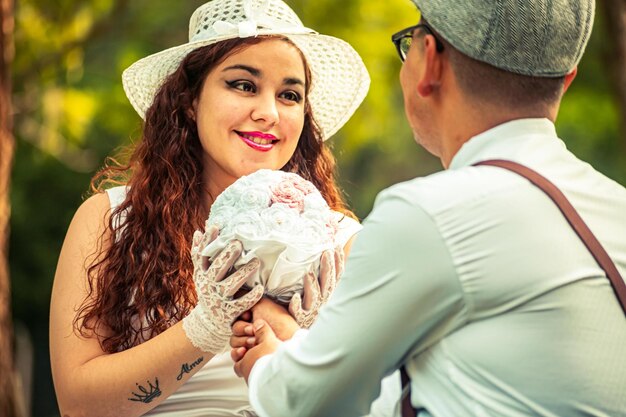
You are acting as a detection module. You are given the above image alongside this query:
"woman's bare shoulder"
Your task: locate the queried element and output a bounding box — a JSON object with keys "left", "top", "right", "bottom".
{"left": 77, "top": 191, "right": 113, "bottom": 220}
{"left": 63, "top": 191, "right": 114, "bottom": 249}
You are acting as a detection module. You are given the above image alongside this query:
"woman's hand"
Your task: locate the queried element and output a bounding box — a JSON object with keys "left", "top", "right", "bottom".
{"left": 230, "top": 320, "right": 255, "bottom": 362}
{"left": 182, "top": 224, "right": 264, "bottom": 354}
{"left": 288, "top": 247, "right": 344, "bottom": 328}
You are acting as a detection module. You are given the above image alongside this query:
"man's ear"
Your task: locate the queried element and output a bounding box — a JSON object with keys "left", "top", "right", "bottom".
{"left": 563, "top": 67, "right": 577, "bottom": 94}
{"left": 417, "top": 35, "right": 443, "bottom": 97}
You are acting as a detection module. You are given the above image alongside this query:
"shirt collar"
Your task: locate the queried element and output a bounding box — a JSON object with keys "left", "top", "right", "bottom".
{"left": 449, "top": 118, "right": 559, "bottom": 170}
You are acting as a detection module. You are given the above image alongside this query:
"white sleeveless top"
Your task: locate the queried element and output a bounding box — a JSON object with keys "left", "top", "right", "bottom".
{"left": 106, "top": 186, "right": 363, "bottom": 417}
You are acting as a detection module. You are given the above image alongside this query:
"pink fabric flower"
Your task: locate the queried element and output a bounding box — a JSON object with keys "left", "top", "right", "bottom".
{"left": 291, "top": 176, "right": 316, "bottom": 195}
{"left": 271, "top": 177, "right": 308, "bottom": 212}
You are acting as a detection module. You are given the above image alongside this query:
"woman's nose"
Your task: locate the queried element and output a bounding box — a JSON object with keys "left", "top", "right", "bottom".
{"left": 250, "top": 93, "right": 279, "bottom": 127}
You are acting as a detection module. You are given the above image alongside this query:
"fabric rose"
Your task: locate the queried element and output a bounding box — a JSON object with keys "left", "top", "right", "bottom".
{"left": 200, "top": 169, "right": 339, "bottom": 304}
{"left": 270, "top": 177, "right": 306, "bottom": 212}
{"left": 239, "top": 187, "right": 272, "bottom": 210}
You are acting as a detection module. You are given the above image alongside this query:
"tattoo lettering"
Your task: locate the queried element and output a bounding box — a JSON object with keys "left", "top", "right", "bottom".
{"left": 128, "top": 377, "right": 161, "bottom": 403}
{"left": 176, "top": 356, "right": 204, "bottom": 381}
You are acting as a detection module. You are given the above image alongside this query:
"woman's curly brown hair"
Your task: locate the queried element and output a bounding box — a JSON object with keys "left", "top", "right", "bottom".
{"left": 74, "top": 36, "right": 356, "bottom": 353}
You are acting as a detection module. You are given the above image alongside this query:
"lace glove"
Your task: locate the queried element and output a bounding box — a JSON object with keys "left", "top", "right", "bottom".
{"left": 288, "top": 247, "right": 344, "bottom": 328}
{"left": 183, "top": 224, "right": 264, "bottom": 354}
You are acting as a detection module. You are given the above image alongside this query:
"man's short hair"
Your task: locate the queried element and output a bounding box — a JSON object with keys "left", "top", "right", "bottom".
{"left": 446, "top": 44, "right": 566, "bottom": 108}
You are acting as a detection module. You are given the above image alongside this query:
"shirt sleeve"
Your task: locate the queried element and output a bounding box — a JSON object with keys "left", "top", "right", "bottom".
{"left": 248, "top": 189, "right": 468, "bottom": 417}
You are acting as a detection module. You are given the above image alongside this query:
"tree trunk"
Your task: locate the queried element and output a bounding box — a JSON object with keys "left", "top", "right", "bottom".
{"left": 601, "top": 0, "right": 626, "bottom": 147}
{"left": 0, "top": 0, "right": 18, "bottom": 416}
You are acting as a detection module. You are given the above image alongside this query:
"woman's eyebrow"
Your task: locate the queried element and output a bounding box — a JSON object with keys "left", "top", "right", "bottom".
{"left": 223, "top": 64, "right": 304, "bottom": 87}
{"left": 284, "top": 77, "right": 304, "bottom": 87}
{"left": 222, "top": 64, "right": 261, "bottom": 76}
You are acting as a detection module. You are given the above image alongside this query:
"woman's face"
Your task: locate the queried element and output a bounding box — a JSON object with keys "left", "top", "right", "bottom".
{"left": 193, "top": 39, "right": 307, "bottom": 196}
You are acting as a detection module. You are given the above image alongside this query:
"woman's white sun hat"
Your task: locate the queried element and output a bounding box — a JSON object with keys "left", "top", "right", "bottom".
{"left": 122, "top": 0, "right": 370, "bottom": 141}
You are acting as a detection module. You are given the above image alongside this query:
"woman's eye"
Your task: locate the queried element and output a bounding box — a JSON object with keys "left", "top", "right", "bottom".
{"left": 280, "top": 91, "right": 302, "bottom": 103}
{"left": 227, "top": 80, "right": 256, "bottom": 93}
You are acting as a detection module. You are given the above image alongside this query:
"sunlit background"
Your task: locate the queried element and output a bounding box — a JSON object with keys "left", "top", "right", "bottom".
{"left": 10, "top": 0, "right": 625, "bottom": 415}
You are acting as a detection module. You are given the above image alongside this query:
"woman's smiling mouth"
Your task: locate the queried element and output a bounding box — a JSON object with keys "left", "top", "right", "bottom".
{"left": 236, "top": 131, "right": 279, "bottom": 151}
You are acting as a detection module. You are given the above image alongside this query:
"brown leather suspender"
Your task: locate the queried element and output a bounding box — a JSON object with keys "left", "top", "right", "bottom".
{"left": 400, "top": 366, "right": 417, "bottom": 417}
{"left": 401, "top": 159, "right": 626, "bottom": 417}
{"left": 475, "top": 160, "right": 626, "bottom": 311}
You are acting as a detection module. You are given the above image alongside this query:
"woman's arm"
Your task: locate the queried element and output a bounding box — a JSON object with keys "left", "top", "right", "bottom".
{"left": 343, "top": 234, "right": 357, "bottom": 259}
{"left": 50, "top": 193, "right": 209, "bottom": 417}
{"left": 50, "top": 193, "right": 261, "bottom": 417}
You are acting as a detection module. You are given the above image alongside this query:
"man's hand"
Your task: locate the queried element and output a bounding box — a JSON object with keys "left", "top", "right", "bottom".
{"left": 230, "top": 298, "right": 299, "bottom": 362}
{"left": 233, "top": 320, "right": 280, "bottom": 382}
{"left": 252, "top": 297, "right": 300, "bottom": 340}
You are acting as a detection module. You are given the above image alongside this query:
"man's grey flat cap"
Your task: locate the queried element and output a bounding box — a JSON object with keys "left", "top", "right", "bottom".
{"left": 412, "top": 0, "right": 595, "bottom": 77}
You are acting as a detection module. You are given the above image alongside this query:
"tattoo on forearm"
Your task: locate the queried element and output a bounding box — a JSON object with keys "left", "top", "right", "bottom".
{"left": 128, "top": 378, "right": 162, "bottom": 403}
{"left": 176, "top": 356, "right": 204, "bottom": 381}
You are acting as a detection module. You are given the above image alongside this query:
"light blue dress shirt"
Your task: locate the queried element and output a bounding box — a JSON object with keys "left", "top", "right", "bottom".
{"left": 248, "top": 119, "right": 626, "bottom": 417}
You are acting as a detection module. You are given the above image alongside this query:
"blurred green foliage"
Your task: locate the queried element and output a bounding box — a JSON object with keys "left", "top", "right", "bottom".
{"left": 9, "top": 0, "right": 625, "bottom": 415}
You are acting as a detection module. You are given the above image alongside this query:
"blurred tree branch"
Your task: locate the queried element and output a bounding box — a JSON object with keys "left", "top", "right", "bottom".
{"left": 601, "top": 0, "right": 626, "bottom": 147}
{"left": 18, "top": 0, "right": 130, "bottom": 85}
{"left": 1, "top": 0, "right": 22, "bottom": 415}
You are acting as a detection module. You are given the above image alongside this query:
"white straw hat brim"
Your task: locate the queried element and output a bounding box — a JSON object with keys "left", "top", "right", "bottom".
{"left": 122, "top": 30, "right": 370, "bottom": 141}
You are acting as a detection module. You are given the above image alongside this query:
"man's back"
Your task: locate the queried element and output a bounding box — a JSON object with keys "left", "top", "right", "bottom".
{"left": 233, "top": 0, "right": 625, "bottom": 414}
{"left": 393, "top": 119, "right": 626, "bottom": 416}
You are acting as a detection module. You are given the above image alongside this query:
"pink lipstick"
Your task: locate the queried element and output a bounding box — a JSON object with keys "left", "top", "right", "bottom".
{"left": 236, "top": 131, "right": 278, "bottom": 152}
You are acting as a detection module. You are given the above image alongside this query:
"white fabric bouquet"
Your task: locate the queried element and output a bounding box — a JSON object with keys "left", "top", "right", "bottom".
{"left": 201, "top": 169, "right": 340, "bottom": 304}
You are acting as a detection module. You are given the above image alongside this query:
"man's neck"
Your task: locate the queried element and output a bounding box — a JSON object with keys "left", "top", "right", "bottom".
{"left": 438, "top": 101, "right": 558, "bottom": 168}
